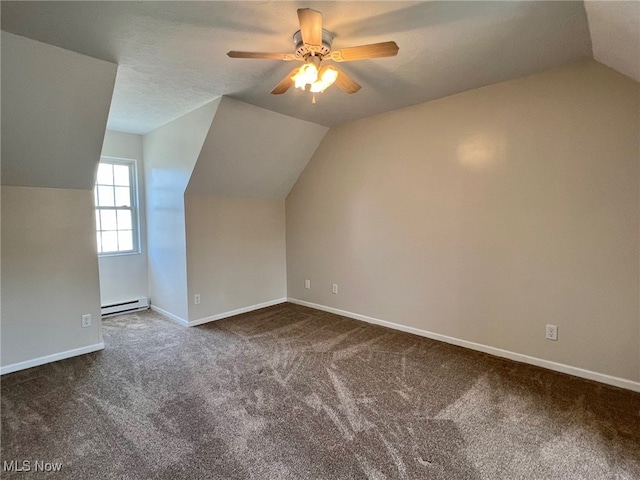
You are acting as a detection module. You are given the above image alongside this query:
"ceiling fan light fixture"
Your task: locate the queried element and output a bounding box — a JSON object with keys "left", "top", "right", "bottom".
{"left": 293, "top": 64, "right": 317, "bottom": 89}
{"left": 293, "top": 56, "right": 321, "bottom": 90}
{"left": 310, "top": 67, "right": 338, "bottom": 93}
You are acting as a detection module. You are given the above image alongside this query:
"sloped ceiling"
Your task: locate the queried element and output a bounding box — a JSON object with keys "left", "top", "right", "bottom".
{"left": 1, "top": 32, "right": 117, "bottom": 189}
{"left": 187, "top": 97, "right": 328, "bottom": 198}
{"left": 144, "top": 98, "right": 221, "bottom": 195}
{"left": 584, "top": 1, "right": 640, "bottom": 83}
{"left": 1, "top": 1, "right": 597, "bottom": 135}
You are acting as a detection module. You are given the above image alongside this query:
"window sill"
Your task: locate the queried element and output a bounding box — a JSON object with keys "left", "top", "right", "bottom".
{"left": 98, "top": 251, "right": 142, "bottom": 258}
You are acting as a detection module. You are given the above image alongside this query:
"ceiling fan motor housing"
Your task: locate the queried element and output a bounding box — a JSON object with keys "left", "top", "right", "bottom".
{"left": 293, "top": 29, "right": 333, "bottom": 58}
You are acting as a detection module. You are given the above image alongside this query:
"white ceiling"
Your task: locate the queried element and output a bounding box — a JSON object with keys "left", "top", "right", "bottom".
{"left": 1, "top": 1, "right": 634, "bottom": 135}
{"left": 584, "top": 1, "right": 640, "bottom": 83}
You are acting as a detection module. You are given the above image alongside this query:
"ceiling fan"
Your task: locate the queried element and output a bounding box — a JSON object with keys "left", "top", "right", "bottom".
{"left": 227, "top": 8, "right": 399, "bottom": 104}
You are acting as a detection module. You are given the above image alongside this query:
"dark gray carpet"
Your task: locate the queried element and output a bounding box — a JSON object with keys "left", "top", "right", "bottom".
{"left": 2, "top": 303, "right": 639, "bottom": 479}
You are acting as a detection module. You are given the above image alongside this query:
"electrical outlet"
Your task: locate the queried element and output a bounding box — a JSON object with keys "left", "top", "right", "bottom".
{"left": 194, "top": 294, "right": 201, "bottom": 305}
{"left": 305, "top": 279, "right": 311, "bottom": 289}
{"left": 81, "top": 314, "right": 92, "bottom": 328}
{"left": 332, "top": 283, "right": 338, "bottom": 294}
{"left": 545, "top": 324, "right": 558, "bottom": 341}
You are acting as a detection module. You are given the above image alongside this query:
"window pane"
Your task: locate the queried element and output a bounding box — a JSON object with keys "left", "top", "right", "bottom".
{"left": 115, "top": 186, "right": 131, "bottom": 207}
{"left": 113, "top": 164, "right": 130, "bottom": 186}
{"left": 97, "top": 163, "right": 113, "bottom": 185}
{"left": 101, "top": 231, "right": 118, "bottom": 252}
{"left": 100, "top": 210, "right": 117, "bottom": 231}
{"left": 118, "top": 230, "right": 133, "bottom": 251}
{"left": 95, "top": 160, "right": 138, "bottom": 256}
{"left": 98, "top": 186, "right": 114, "bottom": 207}
{"left": 117, "top": 209, "right": 132, "bottom": 230}
{"left": 94, "top": 187, "right": 99, "bottom": 206}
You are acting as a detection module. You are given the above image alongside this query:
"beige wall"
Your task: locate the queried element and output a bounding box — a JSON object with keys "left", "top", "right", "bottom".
{"left": 185, "top": 196, "right": 286, "bottom": 322}
{"left": 187, "top": 96, "right": 327, "bottom": 197}
{"left": 181, "top": 97, "right": 324, "bottom": 323}
{"left": 98, "top": 130, "right": 148, "bottom": 306}
{"left": 143, "top": 99, "right": 220, "bottom": 321}
{"left": 0, "top": 31, "right": 115, "bottom": 372}
{"left": 1, "top": 187, "right": 102, "bottom": 367}
{"left": 287, "top": 60, "right": 640, "bottom": 382}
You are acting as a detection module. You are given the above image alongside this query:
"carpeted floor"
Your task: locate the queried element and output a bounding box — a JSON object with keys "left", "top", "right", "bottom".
{"left": 1, "top": 303, "right": 639, "bottom": 479}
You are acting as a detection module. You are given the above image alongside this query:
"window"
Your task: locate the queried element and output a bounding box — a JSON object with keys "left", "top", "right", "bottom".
{"left": 94, "top": 158, "right": 139, "bottom": 255}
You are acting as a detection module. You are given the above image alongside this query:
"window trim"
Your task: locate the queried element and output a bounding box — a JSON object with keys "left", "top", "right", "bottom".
{"left": 95, "top": 156, "right": 141, "bottom": 257}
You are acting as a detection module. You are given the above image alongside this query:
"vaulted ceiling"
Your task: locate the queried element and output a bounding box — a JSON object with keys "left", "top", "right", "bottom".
{"left": 1, "top": 1, "right": 638, "bottom": 135}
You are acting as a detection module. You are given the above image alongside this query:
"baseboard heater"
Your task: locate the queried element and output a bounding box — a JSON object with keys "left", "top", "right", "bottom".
{"left": 101, "top": 297, "right": 149, "bottom": 317}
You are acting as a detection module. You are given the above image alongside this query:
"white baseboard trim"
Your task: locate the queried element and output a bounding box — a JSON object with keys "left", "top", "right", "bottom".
{"left": 287, "top": 298, "right": 640, "bottom": 393}
{"left": 150, "top": 305, "right": 189, "bottom": 327}
{"left": 189, "top": 298, "right": 287, "bottom": 327}
{"left": 1, "top": 342, "right": 105, "bottom": 376}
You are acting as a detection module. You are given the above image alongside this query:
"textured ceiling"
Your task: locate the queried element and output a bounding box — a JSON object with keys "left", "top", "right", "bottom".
{"left": 0, "top": 1, "right": 605, "bottom": 134}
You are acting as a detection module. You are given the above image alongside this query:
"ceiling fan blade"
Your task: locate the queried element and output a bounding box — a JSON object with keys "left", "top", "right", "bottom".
{"left": 227, "top": 51, "right": 299, "bottom": 61}
{"left": 271, "top": 68, "right": 300, "bottom": 95}
{"left": 330, "top": 41, "right": 399, "bottom": 62}
{"left": 333, "top": 67, "right": 361, "bottom": 94}
{"left": 297, "top": 8, "right": 323, "bottom": 47}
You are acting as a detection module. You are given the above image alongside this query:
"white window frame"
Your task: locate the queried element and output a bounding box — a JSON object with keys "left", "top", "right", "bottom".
{"left": 94, "top": 157, "right": 141, "bottom": 257}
